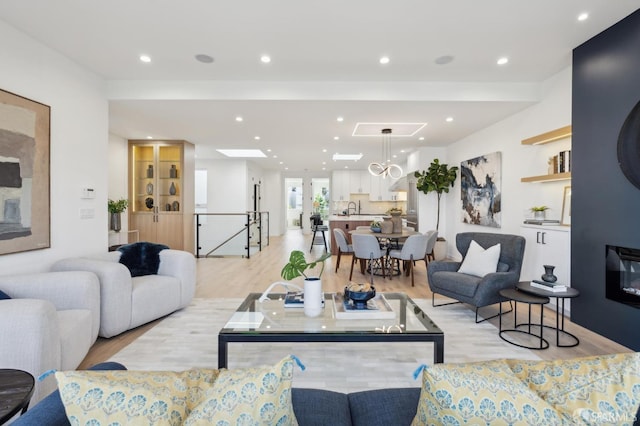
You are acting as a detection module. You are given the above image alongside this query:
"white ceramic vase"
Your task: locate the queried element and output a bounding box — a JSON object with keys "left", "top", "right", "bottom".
{"left": 303, "top": 277, "right": 322, "bottom": 317}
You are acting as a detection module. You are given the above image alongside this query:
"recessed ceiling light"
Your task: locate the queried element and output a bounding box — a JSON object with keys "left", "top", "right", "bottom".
{"left": 139, "top": 55, "right": 151, "bottom": 63}
{"left": 235, "top": 116, "right": 243, "bottom": 122}
{"left": 254, "top": 136, "right": 261, "bottom": 140}
{"left": 333, "top": 136, "right": 339, "bottom": 141}
{"left": 337, "top": 116, "right": 344, "bottom": 122}
{"left": 379, "top": 56, "right": 390, "bottom": 65}
{"left": 216, "top": 149, "right": 266, "bottom": 158}
{"left": 446, "top": 117, "right": 454, "bottom": 122}
{"left": 322, "top": 161, "right": 326, "bottom": 165}
{"left": 322, "top": 167, "right": 326, "bottom": 170}
{"left": 279, "top": 161, "right": 283, "bottom": 165}
{"left": 578, "top": 12, "right": 589, "bottom": 21}
{"left": 333, "top": 153, "right": 363, "bottom": 161}
{"left": 497, "top": 57, "right": 509, "bottom": 66}
{"left": 418, "top": 136, "right": 425, "bottom": 141}
{"left": 285, "top": 167, "right": 289, "bottom": 170}
{"left": 434, "top": 55, "right": 454, "bottom": 65}
{"left": 195, "top": 54, "right": 214, "bottom": 63}
{"left": 260, "top": 55, "right": 271, "bottom": 63}
{"left": 322, "top": 149, "right": 327, "bottom": 153}
{"left": 146, "top": 136, "right": 153, "bottom": 139}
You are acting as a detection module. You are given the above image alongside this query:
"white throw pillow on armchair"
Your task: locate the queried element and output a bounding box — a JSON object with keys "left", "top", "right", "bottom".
{"left": 457, "top": 240, "right": 501, "bottom": 277}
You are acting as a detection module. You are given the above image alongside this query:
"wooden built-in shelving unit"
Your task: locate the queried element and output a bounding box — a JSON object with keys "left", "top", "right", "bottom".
{"left": 521, "top": 125, "right": 572, "bottom": 183}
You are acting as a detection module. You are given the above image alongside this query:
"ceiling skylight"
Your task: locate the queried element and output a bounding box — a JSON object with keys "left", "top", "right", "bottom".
{"left": 217, "top": 149, "right": 267, "bottom": 158}
{"left": 333, "top": 153, "right": 363, "bottom": 161}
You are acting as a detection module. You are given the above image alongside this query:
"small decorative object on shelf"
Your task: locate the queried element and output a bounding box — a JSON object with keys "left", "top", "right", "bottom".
{"left": 172, "top": 201, "right": 179, "bottom": 211}
{"left": 541, "top": 264, "right": 558, "bottom": 283}
{"left": 145, "top": 197, "right": 154, "bottom": 209}
{"left": 147, "top": 165, "right": 153, "bottom": 178}
{"left": 170, "top": 164, "right": 178, "bottom": 178}
{"left": 169, "top": 182, "right": 177, "bottom": 195}
{"left": 530, "top": 206, "right": 549, "bottom": 220}
{"left": 146, "top": 182, "right": 153, "bottom": 195}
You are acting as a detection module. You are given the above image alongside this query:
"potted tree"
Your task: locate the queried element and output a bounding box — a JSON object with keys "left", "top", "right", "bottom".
{"left": 108, "top": 198, "right": 129, "bottom": 232}
{"left": 414, "top": 159, "right": 458, "bottom": 259}
{"left": 281, "top": 250, "right": 331, "bottom": 317}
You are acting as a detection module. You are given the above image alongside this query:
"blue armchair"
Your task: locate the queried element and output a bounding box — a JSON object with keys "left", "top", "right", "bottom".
{"left": 427, "top": 232, "right": 526, "bottom": 322}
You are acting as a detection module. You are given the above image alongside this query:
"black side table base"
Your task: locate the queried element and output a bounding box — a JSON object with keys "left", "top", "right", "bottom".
{"left": 499, "top": 329, "right": 550, "bottom": 350}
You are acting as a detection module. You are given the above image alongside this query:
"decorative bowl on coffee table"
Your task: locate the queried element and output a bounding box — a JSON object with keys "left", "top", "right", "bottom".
{"left": 344, "top": 286, "right": 376, "bottom": 309}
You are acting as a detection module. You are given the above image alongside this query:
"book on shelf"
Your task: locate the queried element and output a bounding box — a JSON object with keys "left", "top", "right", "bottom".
{"left": 524, "top": 219, "right": 560, "bottom": 225}
{"left": 531, "top": 280, "right": 567, "bottom": 292}
{"left": 284, "top": 291, "right": 325, "bottom": 308}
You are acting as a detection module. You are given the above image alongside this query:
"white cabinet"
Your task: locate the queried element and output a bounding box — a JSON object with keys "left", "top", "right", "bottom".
{"left": 520, "top": 225, "right": 571, "bottom": 287}
{"left": 369, "top": 176, "right": 401, "bottom": 201}
{"left": 331, "top": 170, "right": 350, "bottom": 201}
{"left": 349, "top": 171, "right": 370, "bottom": 194}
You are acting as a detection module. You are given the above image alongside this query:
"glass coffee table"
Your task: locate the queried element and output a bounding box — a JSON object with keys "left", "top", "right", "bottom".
{"left": 218, "top": 292, "right": 444, "bottom": 368}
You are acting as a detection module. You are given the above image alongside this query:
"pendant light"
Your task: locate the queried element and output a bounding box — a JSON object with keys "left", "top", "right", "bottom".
{"left": 368, "top": 128, "right": 403, "bottom": 179}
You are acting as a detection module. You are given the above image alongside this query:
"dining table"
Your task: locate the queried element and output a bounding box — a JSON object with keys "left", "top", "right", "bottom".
{"left": 349, "top": 227, "right": 420, "bottom": 276}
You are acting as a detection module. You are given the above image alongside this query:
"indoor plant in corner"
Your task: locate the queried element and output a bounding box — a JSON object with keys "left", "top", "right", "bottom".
{"left": 414, "top": 159, "right": 458, "bottom": 259}
{"left": 281, "top": 250, "right": 331, "bottom": 317}
{"left": 108, "top": 198, "right": 129, "bottom": 232}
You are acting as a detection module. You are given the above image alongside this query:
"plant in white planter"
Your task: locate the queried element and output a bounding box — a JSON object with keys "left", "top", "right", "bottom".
{"left": 414, "top": 159, "right": 458, "bottom": 260}
{"left": 530, "top": 205, "right": 550, "bottom": 220}
{"left": 281, "top": 250, "right": 331, "bottom": 317}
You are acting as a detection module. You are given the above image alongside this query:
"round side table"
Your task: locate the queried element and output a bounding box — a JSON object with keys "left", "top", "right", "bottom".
{"left": 498, "top": 288, "right": 550, "bottom": 350}
{"left": 516, "top": 281, "right": 580, "bottom": 347}
{"left": 0, "top": 369, "right": 35, "bottom": 424}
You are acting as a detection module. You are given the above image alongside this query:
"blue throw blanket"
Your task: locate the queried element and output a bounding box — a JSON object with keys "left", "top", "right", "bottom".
{"left": 118, "top": 242, "right": 169, "bottom": 277}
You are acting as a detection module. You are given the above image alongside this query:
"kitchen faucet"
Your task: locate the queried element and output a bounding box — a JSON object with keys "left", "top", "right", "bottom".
{"left": 347, "top": 201, "right": 357, "bottom": 216}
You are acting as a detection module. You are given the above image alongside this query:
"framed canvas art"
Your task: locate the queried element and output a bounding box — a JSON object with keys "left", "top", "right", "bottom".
{"left": 561, "top": 186, "right": 571, "bottom": 226}
{"left": 0, "top": 89, "right": 50, "bottom": 255}
{"left": 461, "top": 151, "right": 502, "bottom": 228}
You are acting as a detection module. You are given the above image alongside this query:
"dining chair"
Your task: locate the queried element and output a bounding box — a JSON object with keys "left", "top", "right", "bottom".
{"left": 350, "top": 234, "right": 387, "bottom": 280}
{"left": 424, "top": 230, "right": 438, "bottom": 264}
{"left": 333, "top": 228, "right": 354, "bottom": 272}
{"left": 388, "top": 234, "right": 428, "bottom": 286}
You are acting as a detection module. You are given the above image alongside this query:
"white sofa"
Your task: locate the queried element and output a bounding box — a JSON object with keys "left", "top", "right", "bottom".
{"left": 52, "top": 249, "right": 196, "bottom": 338}
{"left": 0, "top": 271, "right": 100, "bottom": 404}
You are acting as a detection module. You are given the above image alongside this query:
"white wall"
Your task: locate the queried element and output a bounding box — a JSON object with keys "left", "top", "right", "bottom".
{"left": 442, "top": 67, "right": 572, "bottom": 259}
{"left": 0, "top": 19, "right": 108, "bottom": 274}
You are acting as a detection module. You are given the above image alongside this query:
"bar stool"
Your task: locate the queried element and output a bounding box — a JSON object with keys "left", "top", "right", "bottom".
{"left": 309, "top": 215, "right": 328, "bottom": 252}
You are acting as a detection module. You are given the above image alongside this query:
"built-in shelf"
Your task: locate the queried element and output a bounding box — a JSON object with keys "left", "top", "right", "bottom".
{"left": 521, "top": 125, "right": 572, "bottom": 182}
{"left": 521, "top": 125, "right": 572, "bottom": 145}
{"left": 521, "top": 172, "right": 571, "bottom": 183}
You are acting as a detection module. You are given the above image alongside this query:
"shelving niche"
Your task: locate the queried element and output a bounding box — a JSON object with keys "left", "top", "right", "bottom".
{"left": 521, "top": 125, "right": 572, "bottom": 183}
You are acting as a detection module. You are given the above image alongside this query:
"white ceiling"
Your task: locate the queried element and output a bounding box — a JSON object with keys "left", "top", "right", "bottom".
{"left": 1, "top": 1, "right": 637, "bottom": 172}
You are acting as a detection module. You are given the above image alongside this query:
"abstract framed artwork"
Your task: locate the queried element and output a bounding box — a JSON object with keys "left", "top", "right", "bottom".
{"left": 461, "top": 151, "right": 502, "bottom": 228}
{"left": 0, "top": 89, "right": 50, "bottom": 255}
{"left": 561, "top": 186, "right": 571, "bottom": 226}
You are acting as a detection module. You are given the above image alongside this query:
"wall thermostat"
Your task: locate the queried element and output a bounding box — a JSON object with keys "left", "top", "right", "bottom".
{"left": 81, "top": 188, "right": 96, "bottom": 199}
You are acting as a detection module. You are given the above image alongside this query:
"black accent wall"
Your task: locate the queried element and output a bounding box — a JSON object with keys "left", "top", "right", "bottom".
{"left": 572, "top": 8, "right": 640, "bottom": 351}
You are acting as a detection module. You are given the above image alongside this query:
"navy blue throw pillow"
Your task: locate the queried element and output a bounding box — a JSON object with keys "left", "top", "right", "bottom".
{"left": 0, "top": 289, "right": 11, "bottom": 300}
{"left": 118, "top": 242, "right": 169, "bottom": 277}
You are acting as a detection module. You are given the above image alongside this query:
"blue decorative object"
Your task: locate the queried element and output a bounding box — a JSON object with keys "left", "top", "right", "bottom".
{"left": 344, "top": 286, "right": 376, "bottom": 309}
{"left": 370, "top": 227, "right": 381, "bottom": 233}
{"left": 0, "top": 289, "right": 11, "bottom": 300}
{"left": 118, "top": 242, "right": 169, "bottom": 277}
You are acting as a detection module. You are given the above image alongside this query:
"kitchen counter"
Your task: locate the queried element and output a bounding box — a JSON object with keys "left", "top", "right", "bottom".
{"left": 329, "top": 214, "right": 386, "bottom": 221}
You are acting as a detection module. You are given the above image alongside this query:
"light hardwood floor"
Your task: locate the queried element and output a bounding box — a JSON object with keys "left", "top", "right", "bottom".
{"left": 80, "top": 229, "right": 630, "bottom": 369}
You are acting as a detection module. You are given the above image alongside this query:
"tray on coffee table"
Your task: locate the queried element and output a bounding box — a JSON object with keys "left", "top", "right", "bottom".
{"left": 332, "top": 293, "right": 395, "bottom": 319}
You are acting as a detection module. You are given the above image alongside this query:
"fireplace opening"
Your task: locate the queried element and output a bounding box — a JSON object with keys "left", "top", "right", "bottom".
{"left": 606, "top": 245, "right": 640, "bottom": 308}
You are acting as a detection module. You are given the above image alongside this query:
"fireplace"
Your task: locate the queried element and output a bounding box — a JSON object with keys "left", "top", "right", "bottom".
{"left": 606, "top": 245, "right": 640, "bottom": 308}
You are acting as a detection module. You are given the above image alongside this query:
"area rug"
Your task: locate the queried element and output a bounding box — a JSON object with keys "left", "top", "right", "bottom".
{"left": 109, "top": 298, "right": 540, "bottom": 393}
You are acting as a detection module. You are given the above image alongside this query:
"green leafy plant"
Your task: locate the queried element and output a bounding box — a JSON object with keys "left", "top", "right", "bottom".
{"left": 530, "top": 206, "right": 550, "bottom": 212}
{"left": 281, "top": 250, "right": 331, "bottom": 280}
{"left": 414, "top": 159, "right": 458, "bottom": 231}
{"left": 370, "top": 220, "right": 382, "bottom": 228}
{"left": 108, "top": 198, "right": 129, "bottom": 214}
